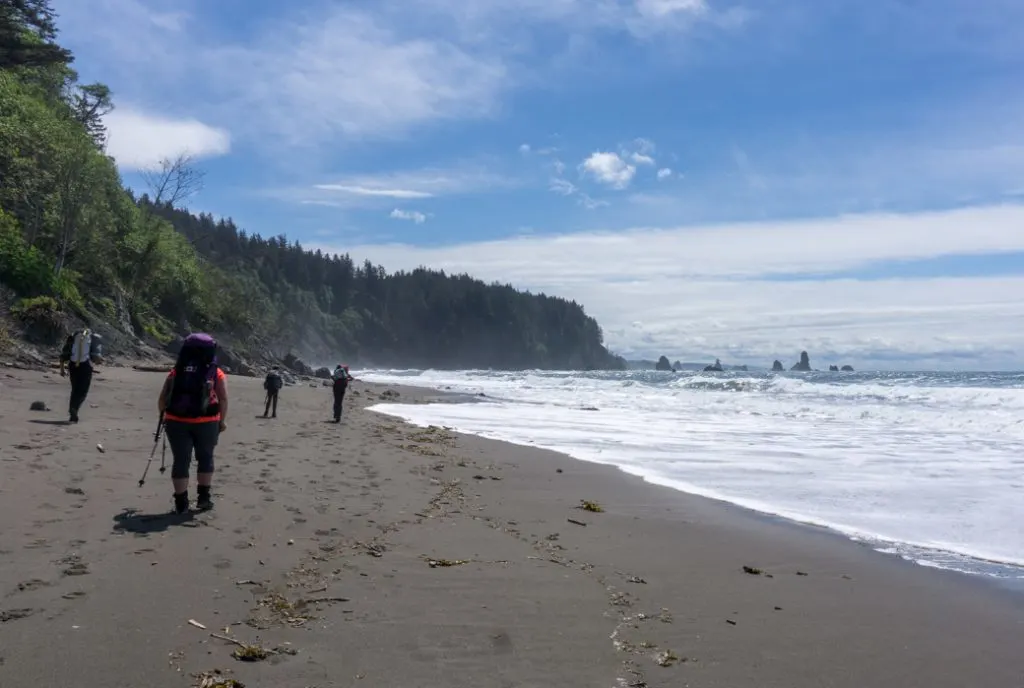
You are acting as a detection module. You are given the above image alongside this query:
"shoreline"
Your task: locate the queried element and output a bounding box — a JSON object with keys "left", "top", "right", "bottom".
{"left": 2, "top": 367, "right": 1023, "bottom": 687}
{"left": 367, "top": 399, "right": 1024, "bottom": 595}
{"left": 359, "top": 372, "right": 1024, "bottom": 586}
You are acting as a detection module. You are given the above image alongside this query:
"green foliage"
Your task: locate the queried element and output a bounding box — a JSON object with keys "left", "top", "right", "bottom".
{"left": 0, "top": 1, "right": 626, "bottom": 370}
{"left": 0, "top": 208, "right": 81, "bottom": 307}
{"left": 11, "top": 294, "right": 60, "bottom": 321}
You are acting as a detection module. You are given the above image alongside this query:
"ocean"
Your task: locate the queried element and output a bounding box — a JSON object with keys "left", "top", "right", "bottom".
{"left": 357, "top": 368, "right": 1024, "bottom": 581}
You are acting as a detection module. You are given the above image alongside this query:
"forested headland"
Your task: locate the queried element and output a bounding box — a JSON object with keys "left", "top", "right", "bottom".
{"left": 0, "top": 0, "right": 625, "bottom": 372}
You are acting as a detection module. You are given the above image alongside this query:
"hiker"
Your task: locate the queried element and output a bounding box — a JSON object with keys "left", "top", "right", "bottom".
{"left": 58, "top": 325, "right": 104, "bottom": 423}
{"left": 157, "top": 333, "right": 228, "bottom": 514}
{"left": 331, "top": 363, "right": 354, "bottom": 422}
{"left": 263, "top": 366, "right": 283, "bottom": 418}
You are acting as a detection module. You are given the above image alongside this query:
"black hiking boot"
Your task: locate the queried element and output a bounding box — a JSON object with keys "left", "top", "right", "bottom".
{"left": 196, "top": 486, "right": 213, "bottom": 512}
{"left": 173, "top": 491, "right": 189, "bottom": 514}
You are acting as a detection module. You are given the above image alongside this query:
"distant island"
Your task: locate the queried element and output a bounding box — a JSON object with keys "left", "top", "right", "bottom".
{"left": 639, "top": 351, "right": 855, "bottom": 373}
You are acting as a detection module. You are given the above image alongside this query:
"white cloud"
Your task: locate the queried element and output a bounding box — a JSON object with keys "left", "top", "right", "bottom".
{"left": 635, "top": 0, "right": 708, "bottom": 19}
{"left": 580, "top": 151, "right": 637, "bottom": 189}
{"left": 284, "top": 164, "right": 515, "bottom": 207}
{"left": 549, "top": 178, "right": 577, "bottom": 196}
{"left": 316, "top": 185, "right": 434, "bottom": 199}
{"left": 657, "top": 167, "right": 673, "bottom": 179}
{"left": 519, "top": 143, "right": 531, "bottom": 154}
{"left": 308, "top": 204, "right": 1024, "bottom": 368}
{"left": 50, "top": 0, "right": 751, "bottom": 153}
{"left": 103, "top": 107, "right": 230, "bottom": 171}
{"left": 390, "top": 208, "right": 429, "bottom": 223}
{"left": 631, "top": 152, "right": 656, "bottom": 166}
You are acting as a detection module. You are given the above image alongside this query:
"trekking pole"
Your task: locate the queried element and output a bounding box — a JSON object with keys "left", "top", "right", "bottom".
{"left": 138, "top": 414, "right": 165, "bottom": 487}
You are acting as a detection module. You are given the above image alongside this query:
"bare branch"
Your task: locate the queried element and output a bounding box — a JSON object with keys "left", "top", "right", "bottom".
{"left": 140, "top": 153, "right": 205, "bottom": 206}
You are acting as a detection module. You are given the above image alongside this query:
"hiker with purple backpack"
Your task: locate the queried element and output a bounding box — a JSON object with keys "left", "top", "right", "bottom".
{"left": 156, "top": 333, "right": 229, "bottom": 514}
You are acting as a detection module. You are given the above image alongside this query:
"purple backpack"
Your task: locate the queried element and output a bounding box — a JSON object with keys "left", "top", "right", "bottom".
{"left": 165, "top": 333, "right": 220, "bottom": 418}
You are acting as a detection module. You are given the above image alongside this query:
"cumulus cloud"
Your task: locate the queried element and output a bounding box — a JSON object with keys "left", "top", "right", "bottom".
{"left": 390, "top": 208, "right": 429, "bottom": 223}
{"left": 580, "top": 151, "right": 637, "bottom": 189}
{"left": 103, "top": 107, "right": 230, "bottom": 171}
{"left": 657, "top": 167, "right": 673, "bottom": 179}
{"left": 307, "top": 204, "right": 1024, "bottom": 368}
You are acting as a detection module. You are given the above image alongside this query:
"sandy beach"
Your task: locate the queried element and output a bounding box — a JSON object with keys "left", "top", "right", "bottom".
{"left": 1, "top": 364, "right": 1022, "bottom": 688}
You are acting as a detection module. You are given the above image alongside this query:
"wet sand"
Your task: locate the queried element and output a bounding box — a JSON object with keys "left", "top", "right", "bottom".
{"left": 0, "top": 364, "right": 1022, "bottom": 688}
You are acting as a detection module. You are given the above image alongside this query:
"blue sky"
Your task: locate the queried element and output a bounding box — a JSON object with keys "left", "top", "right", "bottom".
{"left": 49, "top": 0, "right": 1024, "bottom": 369}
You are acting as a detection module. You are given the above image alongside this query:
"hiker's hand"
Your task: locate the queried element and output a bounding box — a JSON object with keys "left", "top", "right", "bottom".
{"left": 219, "top": 421, "right": 227, "bottom": 433}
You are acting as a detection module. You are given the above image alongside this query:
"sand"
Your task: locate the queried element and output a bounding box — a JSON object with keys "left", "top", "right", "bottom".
{"left": 0, "top": 364, "right": 1022, "bottom": 688}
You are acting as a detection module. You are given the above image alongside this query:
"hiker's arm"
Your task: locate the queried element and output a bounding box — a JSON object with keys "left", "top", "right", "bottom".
{"left": 215, "top": 375, "right": 229, "bottom": 424}
{"left": 157, "top": 377, "right": 172, "bottom": 413}
{"left": 58, "top": 336, "right": 71, "bottom": 374}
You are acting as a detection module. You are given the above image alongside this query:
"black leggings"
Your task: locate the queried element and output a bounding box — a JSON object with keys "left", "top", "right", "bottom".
{"left": 68, "top": 362, "right": 93, "bottom": 414}
{"left": 165, "top": 420, "right": 220, "bottom": 479}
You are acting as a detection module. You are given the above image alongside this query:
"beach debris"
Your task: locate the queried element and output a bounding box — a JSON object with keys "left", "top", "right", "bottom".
{"left": 626, "top": 575, "right": 647, "bottom": 584}
{"left": 192, "top": 669, "right": 245, "bottom": 688}
{"left": 234, "top": 579, "right": 260, "bottom": 586}
{"left": 742, "top": 565, "right": 764, "bottom": 575}
{"left": 725, "top": 619, "right": 737, "bottom": 626}
{"left": 556, "top": 468, "right": 563, "bottom": 473}
{"left": 774, "top": 606, "right": 783, "bottom": 611}
{"left": 578, "top": 499, "right": 604, "bottom": 513}
{"left": 64, "top": 487, "right": 85, "bottom": 495}
{"left": 357, "top": 541, "right": 386, "bottom": 557}
{"left": 796, "top": 571, "right": 809, "bottom": 576}
{"left": 250, "top": 592, "right": 309, "bottom": 628}
{"left": 96, "top": 443, "right": 105, "bottom": 453}
{"left": 567, "top": 518, "right": 587, "bottom": 527}
{"left": 211, "top": 632, "right": 290, "bottom": 662}
{"left": 287, "top": 539, "right": 295, "bottom": 546}
{"left": 655, "top": 650, "right": 681, "bottom": 667}
{"left": 188, "top": 619, "right": 208, "bottom": 630}
{"left": 29, "top": 401, "right": 48, "bottom": 411}
{"left": 425, "top": 556, "right": 469, "bottom": 568}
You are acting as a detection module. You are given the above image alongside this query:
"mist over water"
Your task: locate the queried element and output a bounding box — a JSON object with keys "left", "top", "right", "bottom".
{"left": 358, "top": 368, "right": 1024, "bottom": 581}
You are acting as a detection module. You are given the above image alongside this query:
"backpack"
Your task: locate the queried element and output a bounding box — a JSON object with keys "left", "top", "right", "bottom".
{"left": 68, "top": 329, "right": 92, "bottom": 364}
{"left": 165, "top": 333, "right": 220, "bottom": 419}
{"left": 265, "top": 371, "right": 282, "bottom": 392}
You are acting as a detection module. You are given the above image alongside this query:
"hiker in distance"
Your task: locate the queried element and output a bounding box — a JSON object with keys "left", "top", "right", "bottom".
{"left": 331, "top": 363, "right": 355, "bottom": 423}
{"left": 157, "top": 333, "right": 229, "bottom": 514}
{"left": 59, "top": 324, "right": 104, "bottom": 423}
{"left": 263, "top": 365, "right": 283, "bottom": 418}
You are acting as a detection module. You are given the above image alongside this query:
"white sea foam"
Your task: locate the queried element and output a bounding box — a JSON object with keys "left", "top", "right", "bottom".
{"left": 358, "top": 369, "right": 1024, "bottom": 578}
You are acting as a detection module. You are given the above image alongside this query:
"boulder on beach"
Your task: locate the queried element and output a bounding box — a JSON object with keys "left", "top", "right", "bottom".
{"left": 282, "top": 353, "right": 313, "bottom": 376}
{"left": 314, "top": 366, "right": 331, "bottom": 379}
{"left": 791, "top": 351, "right": 812, "bottom": 372}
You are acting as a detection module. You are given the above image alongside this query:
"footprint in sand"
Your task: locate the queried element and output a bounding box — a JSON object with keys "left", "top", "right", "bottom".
{"left": 0, "top": 608, "right": 36, "bottom": 623}
{"left": 57, "top": 554, "right": 90, "bottom": 577}
{"left": 14, "top": 579, "right": 52, "bottom": 594}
